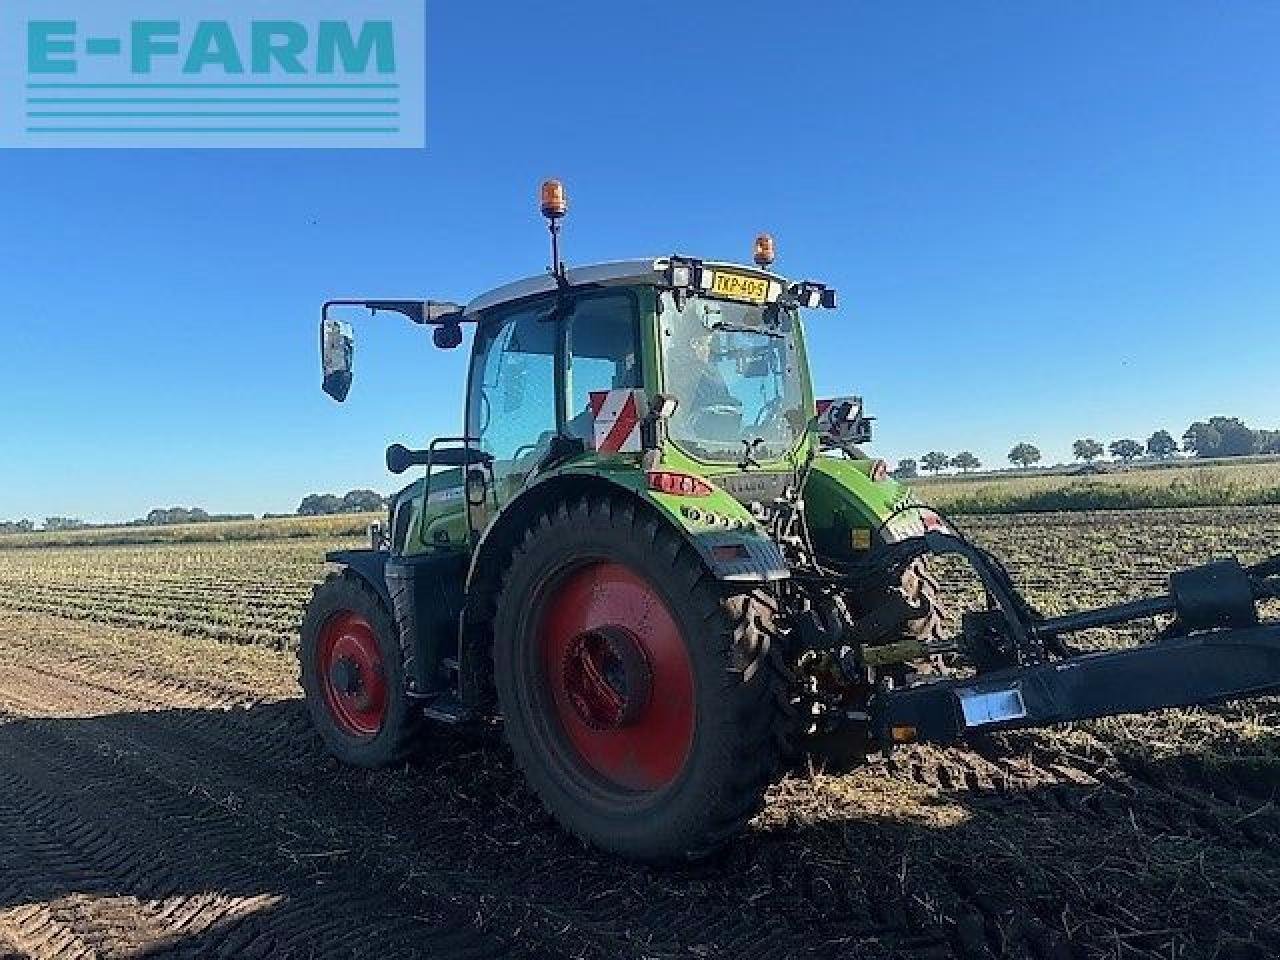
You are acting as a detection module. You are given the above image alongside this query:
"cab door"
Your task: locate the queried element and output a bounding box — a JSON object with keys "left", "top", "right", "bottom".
{"left": 562, "top": 289, "right": 642, "bottom": 447}
{"left": 466, "top": 295, "right": 561, "bottom": 506}
{"left": 466, "top": 288, "right": 643, "bottom": 509}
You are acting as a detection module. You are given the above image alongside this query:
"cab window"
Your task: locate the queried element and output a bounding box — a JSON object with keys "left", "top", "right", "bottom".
{"left": 564, "top": 291, "right": 641, "bottom": 442}
{"left": 467, "top": 301, "right": 558, "bottom": 490}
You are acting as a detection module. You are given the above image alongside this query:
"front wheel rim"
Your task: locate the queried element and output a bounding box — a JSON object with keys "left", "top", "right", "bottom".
{"left": 538, "top": 562, "right": 695, "bottom": 792}
{"left": 317, "top": 610, "right": 388, "bottom": 738}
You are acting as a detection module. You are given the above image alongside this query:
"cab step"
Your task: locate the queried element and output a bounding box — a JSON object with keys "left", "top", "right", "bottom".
{"left": 422, "top": 694, "right": 476, "bottom": 725}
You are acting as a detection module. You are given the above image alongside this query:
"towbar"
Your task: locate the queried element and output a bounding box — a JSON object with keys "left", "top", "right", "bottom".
{"left": 874, "top": 624, "right": 1280, "bottom": 747}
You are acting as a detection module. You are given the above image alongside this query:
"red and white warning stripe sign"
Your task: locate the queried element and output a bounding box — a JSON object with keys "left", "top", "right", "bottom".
{"left": 588, "top": 389, "right": 645, "bottom": 454}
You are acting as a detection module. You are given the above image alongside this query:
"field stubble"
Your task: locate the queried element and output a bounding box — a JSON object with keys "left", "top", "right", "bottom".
{"left": 915, "top": 460, "right": 1280, "bottom": 514}
{"left": 0, "top": 505, "right": 1278, "bottom": 958}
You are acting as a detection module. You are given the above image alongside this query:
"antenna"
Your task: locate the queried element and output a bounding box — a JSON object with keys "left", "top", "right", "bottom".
{"left": 540, "top": 179, "right": 568, "bottom": 285}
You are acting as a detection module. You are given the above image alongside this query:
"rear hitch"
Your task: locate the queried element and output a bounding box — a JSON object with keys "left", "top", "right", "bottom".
{"left": 858, "top": 536, "right": 1280, "bottom": 749}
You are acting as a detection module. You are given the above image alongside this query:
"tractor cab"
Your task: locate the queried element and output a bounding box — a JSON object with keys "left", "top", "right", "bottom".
{"left": 319, "top": 184, "right": 870, "bottom": 563}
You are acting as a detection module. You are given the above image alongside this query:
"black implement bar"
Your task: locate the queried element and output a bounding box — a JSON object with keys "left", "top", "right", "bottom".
{"left": 1034, "top": 596, "right": 1175, "bottom": 637}
{"left": 874, "top": 624, "right": 1280, "bottom": 747}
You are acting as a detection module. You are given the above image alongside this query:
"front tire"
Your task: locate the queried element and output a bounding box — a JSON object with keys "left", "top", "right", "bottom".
{"left": 299, "top": 570, "right": 420, "bottom": 768}
{"left": 494, "top": 495, "right": 791, "bottom": 861}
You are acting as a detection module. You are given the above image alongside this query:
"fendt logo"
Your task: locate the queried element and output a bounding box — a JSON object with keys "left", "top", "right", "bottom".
{"left": 1, "top": 2, "right": 424, "bottom": 148}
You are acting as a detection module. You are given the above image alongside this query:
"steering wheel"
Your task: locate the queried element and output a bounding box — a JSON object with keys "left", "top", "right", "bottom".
{"left": 689, "top": 403, "right": 743, "bottom": 440}
{"left": 510, "top": 431, "right": 557, "bottom": 470}
{"left": 510, "top": 442, "right": 541, "bottom": 463}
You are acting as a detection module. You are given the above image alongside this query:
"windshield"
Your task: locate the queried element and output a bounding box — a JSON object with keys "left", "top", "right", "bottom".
{"left": 659, "top": 291, "right": 807, "bottom": 463}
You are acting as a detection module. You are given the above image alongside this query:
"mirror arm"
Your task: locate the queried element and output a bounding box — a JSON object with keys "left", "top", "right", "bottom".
{"left": 321, "top": 299, "right": 469, "bottom": 327}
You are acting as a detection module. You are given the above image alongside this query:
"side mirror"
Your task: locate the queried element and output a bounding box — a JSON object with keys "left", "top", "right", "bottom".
{"left": 321, "top": 318, "right": 354, "bottom": 402}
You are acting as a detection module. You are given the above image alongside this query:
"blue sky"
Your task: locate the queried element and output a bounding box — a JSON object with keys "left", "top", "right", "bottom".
{"left": 2, "top": 1, "right": 1278, "bottom": 522}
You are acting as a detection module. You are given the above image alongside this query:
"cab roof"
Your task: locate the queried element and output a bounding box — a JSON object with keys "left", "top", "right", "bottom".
{"left": 462, "top": 257, "right": 791, "bottom": 317}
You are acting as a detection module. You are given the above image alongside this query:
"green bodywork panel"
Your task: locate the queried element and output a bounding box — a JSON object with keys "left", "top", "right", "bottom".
{"left": 403, "top": 454, "right": 765, "bottom": 549}
{"left": 804, "top": 457, "right": 908, "bottom": 559}
{"left": 394, "top": 278, "right": 912, "bottom": 570}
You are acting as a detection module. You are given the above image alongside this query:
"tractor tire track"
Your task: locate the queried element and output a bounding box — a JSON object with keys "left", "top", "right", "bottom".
{"left": 0, "top": 719, "right": 518, "bottom": 960}
{"left": 5, "top": 608, "right": 1280, "bottom": 959}
{"left": 0, "top": 614, "right": 917, "bottom": 959}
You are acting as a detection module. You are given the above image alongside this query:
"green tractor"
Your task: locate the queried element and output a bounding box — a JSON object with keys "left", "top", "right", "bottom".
{"left": 303, "top": 180, "right": 1280, "bottom": 860}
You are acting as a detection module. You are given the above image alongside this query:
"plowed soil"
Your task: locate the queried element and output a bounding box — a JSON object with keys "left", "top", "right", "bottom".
{"left": 2, "top": 507, "right": 1279, "bottom": 959}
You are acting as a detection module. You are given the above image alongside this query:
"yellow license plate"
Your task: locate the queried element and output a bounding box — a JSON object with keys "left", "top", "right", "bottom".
{"left": 709, "top": 270, "right": 769, "bottom": 304}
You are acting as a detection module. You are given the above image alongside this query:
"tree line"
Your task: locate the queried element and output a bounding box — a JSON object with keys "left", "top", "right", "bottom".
{"left": 0, "top": 490, "right": 386, "bottom": 534}
{"left": 894, "top": 415, "right": 1278, "bottom": 478}
{"left": 296, "top": 489, "right": 387, "bottom": 516}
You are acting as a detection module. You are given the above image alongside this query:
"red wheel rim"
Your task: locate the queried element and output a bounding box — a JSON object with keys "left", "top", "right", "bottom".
{"left": 317, "top": 610, "right": 388, "bottom": 738}
{"left": 539, "top": 562, "right": 694, "bottom": 791}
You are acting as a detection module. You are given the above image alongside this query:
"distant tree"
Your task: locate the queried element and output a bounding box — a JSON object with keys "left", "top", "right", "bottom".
{"left": 144, "top": 506, "right": 212, "bottom": 525}
{"left": 950, "top": 451, "right": 981, "bottom": 473}
{"left": 1209, "top": 417, "right": 1256, "bottom": 457}
{"left": 44, "top": 517, "right": 84, "bottom": 531}
{"left": 1008, "top": 443, "right": 1042, "bottom": 469}
{"left": 1146, "top": 429, "right": 1178, "bottom": 459}
{"left": 1072, "top": 438, "right": 1105, "bottom": 463}
{"left": 342, "top": 489, "right": 385, "bottom": 513}
{"left": 0, "top": 519, "right": 34, "bottom": 535}
{"left": 1182, "top": 421, "right": 1220, "bottom": 457}
{"left": 1184, "top": 417, "right": 1256, "bottom": 458}
{"left": 892, "top": 458, "right": 918, "bottom": 480}
{"left": 1109, "top": 439, "right": 1144, "bottom": 463}
{"left": 921, "top": 451, "right": 950, "bottom": 475}
{"left": 1258, "top": 430, "right": 1280, "bottom": 455}
{"left": 298, "top": 493, "right": 345, "bottom": 516}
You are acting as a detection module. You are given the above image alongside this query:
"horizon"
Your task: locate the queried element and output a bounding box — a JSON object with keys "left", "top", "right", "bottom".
{"left": 13, "top": 442, "right": 1280, "bottom": 529}
{"left": 4, "top": 2, "right": 1279, "bottom": 523}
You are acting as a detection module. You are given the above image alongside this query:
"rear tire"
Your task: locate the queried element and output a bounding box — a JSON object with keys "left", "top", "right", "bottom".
{"left": 299, "top": 570, "right": 420, "bottom": 768}
{"left": 493, "top": 494, "right": 791, "bottom": 861}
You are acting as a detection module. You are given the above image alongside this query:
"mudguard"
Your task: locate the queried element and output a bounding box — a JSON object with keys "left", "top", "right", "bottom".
{"left": 804, "top": 458, "right": 935, "bottom": 558}
{"left": 456, "top": 465, "right": 788, "bottom": 707}
{"left": 326, "top": 549, "right": 391, "bottom": 604}
{"left": 465, "top": 465, "right": 789, "bottom": 592}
